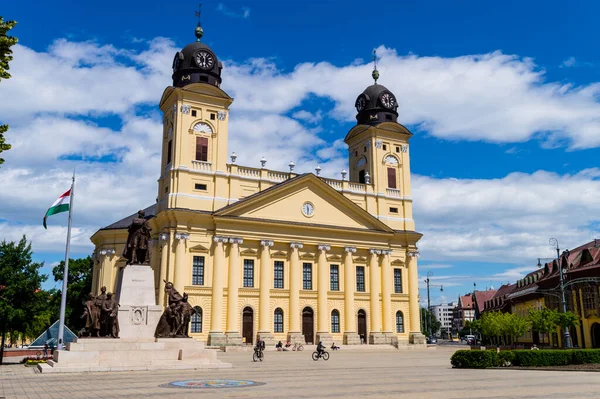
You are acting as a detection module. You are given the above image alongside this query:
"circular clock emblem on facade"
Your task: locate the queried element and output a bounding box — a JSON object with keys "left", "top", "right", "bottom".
{"left": 301, "top": 201, "right": 315, "bottom": 217}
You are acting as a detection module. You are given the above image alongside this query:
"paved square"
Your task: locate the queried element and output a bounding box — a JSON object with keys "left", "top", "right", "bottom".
{"left": 2, "top": 347, "right": 600, "bottom": 398}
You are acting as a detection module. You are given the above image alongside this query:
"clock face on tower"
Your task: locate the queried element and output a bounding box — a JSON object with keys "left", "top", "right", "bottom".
{"left": 355, "top": 96, "right": 366, "bottom": 112}
{"left": 195, "top": 51, "right": 214, "bottom": 69}
{"left": 301, "top": 201, "right": 315, "bottom": 217}
{"left": 380, "top": 93, "right": 396, "bottom": 109}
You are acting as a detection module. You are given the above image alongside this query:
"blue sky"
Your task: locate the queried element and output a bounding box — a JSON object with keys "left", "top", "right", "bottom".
{"left": 2, "top": 0, "right": 600, "bottom": 305}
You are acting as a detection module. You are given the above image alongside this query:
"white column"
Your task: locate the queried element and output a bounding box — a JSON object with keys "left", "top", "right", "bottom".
{"left": 369, "top": 249, "right": 382, "bottom": 342}
{"left": 380, "top": 250, "right": 393, "bottom": 334}
{"left": 288, "top": 242, "right": 303, "bottom": 339}
{"left": 258, "top": 239, "right": 274, "bottom": 343}
{"left": 226, "top": 237, "right": 243, "bottom": 343}
{"left": 343, "top": 246, "right": 360, "bottom": 345}
{"left": 208, "top": 236, "right": 228, "bottom": 346}
{"left": 173, "top": 232, "right": 190, "bottom": 293}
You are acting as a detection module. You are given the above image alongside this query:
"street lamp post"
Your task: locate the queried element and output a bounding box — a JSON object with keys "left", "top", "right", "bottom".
{"left": 424, "top": 271, "right": 443, "bottom": 338}
{"left": 549, "top": 238, "right": 572, "bottom": 349}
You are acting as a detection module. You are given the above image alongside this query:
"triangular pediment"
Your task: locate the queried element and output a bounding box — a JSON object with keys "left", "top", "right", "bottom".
{"left": 189, "top": 244, "right": 210, "bottom": 253}
{"left": 215, "top": 174, "right": 393, "bottom": 233}
{"left": 391, "top": 259, "right": 405, "bottom": 266}
{"left": 272, "top": 250, "right": 288, "bottom": 258}
{"left": 300, "top": 252, "right": 315, "bottom": 260}
{"left": 240, "top": 248, "right": 258, "bottom": 256}
{"left": 354, "top": 256, "right": 367, "bottom": 263}
{"left": 327, "top": 254, "right": 342, "bottom": 261}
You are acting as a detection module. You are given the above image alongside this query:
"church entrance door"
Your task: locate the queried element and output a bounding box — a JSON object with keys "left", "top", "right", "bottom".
{"left": 242, "top": 307, "right": 253, "bottom": 345}
{"left": 358, "top": 309, "right": 367, "bottom": 344}
{"left": 302, "top": 307, "right": 314, "bottom": 344}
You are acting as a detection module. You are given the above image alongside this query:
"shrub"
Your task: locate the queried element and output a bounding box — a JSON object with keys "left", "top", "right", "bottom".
{"left": 571, "top": 350, "right": 600, "bottom": 365}
{"left": 511, "top": 350, "right": 571, "bottom": 367}
{"left": 498, "top": 350, "right": 515, "bottom": 367}
{"left": 450, "top": 350, "right": 498, "bottom": 368}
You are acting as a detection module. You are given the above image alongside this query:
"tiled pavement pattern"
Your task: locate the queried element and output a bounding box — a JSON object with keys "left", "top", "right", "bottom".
{"left": 2, "top": 347, "right": 600, "bottom": 399}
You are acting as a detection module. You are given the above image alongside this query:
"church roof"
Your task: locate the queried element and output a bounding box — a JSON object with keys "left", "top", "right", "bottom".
{"left": 101, "top": 204, "right": 157, "bottom": 230}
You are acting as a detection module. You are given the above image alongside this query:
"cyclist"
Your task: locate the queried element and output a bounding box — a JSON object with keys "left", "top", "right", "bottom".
{"left": 316, "top": 341, "right": 325, "bottom": 357}
{"left": 254, "top": 339, "right": 264, "bottom": 354}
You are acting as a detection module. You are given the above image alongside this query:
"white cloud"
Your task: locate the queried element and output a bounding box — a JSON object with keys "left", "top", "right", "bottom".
{"left": 216, "top": 3, "right": 250, "bottom": 19}
{"left": 2, "top": 36, "right": 600, "bottom": 266}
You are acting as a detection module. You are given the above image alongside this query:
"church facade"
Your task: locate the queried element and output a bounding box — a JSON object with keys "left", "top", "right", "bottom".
{"left": 91, "top": 23, "right": 424, "bottom": 347}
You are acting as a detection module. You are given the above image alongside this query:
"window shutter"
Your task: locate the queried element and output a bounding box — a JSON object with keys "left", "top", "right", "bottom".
{"left": 196, "top": 137, "right": 208, "bottom": 162}
{"left": 387, "top": 168, "right": 397, "bottom": 189}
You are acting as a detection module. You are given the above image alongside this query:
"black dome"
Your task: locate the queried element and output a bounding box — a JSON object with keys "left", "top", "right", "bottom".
{"left": 172, "top": 41, "right": 223, "bottom": 88}
{"left": 355, "top": 83, "right": 398, "bottom": 126}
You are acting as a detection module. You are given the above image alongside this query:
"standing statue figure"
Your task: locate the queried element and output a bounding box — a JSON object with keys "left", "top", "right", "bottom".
{"left": 81, "top": 293, "right": 100, "bottom": 337}
{"left": 102, "top": 292, "right": 120, "bottom": 338}
{"left": 176, "top": 293, "right": 197, "bottom": 337}
{"left": 122, "top": 209, "right": 152, "bottom": 265}
{"left": 96, "top": 286, "right": 108, "bottom": 336}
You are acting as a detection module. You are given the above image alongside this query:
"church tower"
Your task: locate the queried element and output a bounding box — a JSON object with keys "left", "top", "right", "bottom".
{"left": 344, "top": 53, "right": 415, "bottom": 231}
{"left": 157, "top": 17, "right": 233, "bottom": 213}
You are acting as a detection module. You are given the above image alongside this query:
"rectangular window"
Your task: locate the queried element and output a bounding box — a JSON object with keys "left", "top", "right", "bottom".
{"left": 194, "top": 183, "right": 207, "bottom": 191}
{"left": 274, "top": 309, "right": 283, "bottom": 332}
{"left": 394, "top": 269, "right": 402, "bottom": 293}
{"left": 383, "top": 144, "right": 387, "bottom": 150}
{"left": 274, "top": 261, "right": 284, "bottom": 289}
{"left": 358, "top": 170, "right": 366, "bottom": 184}
{"left": 191, "top": 110, "right": 197, "bottom": 117}
{"left": 387, "top": 167, "right": 397, "bottom": 189}
{"left": 356, "top": 266, "right": 365, "bottom": 292}
{"left": 389, "top": 207, "right": 398, "bottom": 213}
{"left": 396, "top": 146, "right": 400, "bottom": 153}
{"left": 192, "top": 256, "right": 204, "bottom": 285}
{"left": 210, "top": 113, "right": 216, "bottom": 120}
{"left": 167, "top": 139, "right": 172, "bottom": 164}
{"left": 196, "top": 137, "right": 208, "bottom": 162}
{"left": 243, "top": 259, "right": 254, "bottom": 288}
{"left": 303, "top": 263, "right": 312, "bottom": 290}
{"left": 330, "top": 265, "right": 339, "bottom": 291}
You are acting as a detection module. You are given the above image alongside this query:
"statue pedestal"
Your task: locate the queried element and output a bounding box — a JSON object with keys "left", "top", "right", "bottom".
{"left": 38, "top": 264, "right": 231, "bottom": 373}
{"left": 115, "top": 265, "right": 162, "bottom": 340}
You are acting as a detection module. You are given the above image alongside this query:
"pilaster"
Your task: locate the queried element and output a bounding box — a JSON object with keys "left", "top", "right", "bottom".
{"left": 158, "top": 233, "right": 169, "bottom": 306}
{"left": 407, "top": 250, "right": 426, "bottom": 345}
{"left": 173, "top": 232, "right": 190, "bottom": 293}
{"left": 98, "top": 248, "right": 116, "bottom": 294}
{"left": 380, "top": 250, "right": 393, "bottom": 334}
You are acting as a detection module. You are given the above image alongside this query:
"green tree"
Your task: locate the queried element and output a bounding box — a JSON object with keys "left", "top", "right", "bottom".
{"left": 501, "top": 313, "right": 529, "bottom": 348}
{"left": 528, "top": 307, "right": 557, "bottom": 345}
{"left": 0, "top": 16, "right": 18, "bottom": 164}
{"left": 420, "top": 307, "right": 441, "bottom": 336}
{"left": 52, "top": 256, "right": 93, "bottom": 332}
{"left": 0, "top": 236, "right": 47, "bottom": 364}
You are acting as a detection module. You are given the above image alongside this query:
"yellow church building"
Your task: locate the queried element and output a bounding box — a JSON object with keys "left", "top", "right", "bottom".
{"left": 91, "top": 21, "right": 425, "bottom": 347}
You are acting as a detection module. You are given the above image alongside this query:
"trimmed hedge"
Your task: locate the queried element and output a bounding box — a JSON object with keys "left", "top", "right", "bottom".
{"left": 451, "top": 349, "right": 600, "bottom": 368}
{"left": 450, "top": 350, "right": 498, "bottom": 368}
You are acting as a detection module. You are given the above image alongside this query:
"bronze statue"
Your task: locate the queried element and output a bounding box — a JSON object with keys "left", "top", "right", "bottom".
{"left": 102, "top": 292, "right": 120, "bottom": 338}
{"left": 155, "top": 281, "right": 193, "bottom": 338}
{"left": 81, "top": 293, "right": 100, "bottom": 337}
{"left": 96, "top": 286, "right": 107, "bottom": 335}
{"left": 122, "top": 209, "right": 152, "bottom": 265}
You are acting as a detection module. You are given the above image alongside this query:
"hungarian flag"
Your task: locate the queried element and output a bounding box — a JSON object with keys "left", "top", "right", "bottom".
{"left": 43, "top": 189, "right": 71, "bottom": 229}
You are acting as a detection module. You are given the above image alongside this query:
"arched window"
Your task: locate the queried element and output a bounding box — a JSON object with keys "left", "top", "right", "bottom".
{"left": 331, "top": 309, "right": 340, "bottom": 333}
{"left": 274, "top": 308, "right": 284, "bottom": 333}
{"left": 191, "top": 306, "right": 202, "bottom": 333}
{"left": 384, "top": 155, "right": 399, "bottom": 166}
{"left": 396, "top": 311, "right": 404, "bottom": 333}
{"left": 357, "top": 157, "right": 367, "bottom": 168}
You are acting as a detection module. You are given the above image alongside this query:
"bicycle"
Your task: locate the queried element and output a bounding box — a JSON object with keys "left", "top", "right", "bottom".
{"left": 312, "top": 350, "right": 329, "bottom": 361}
{"left": 252, "top": 348, "right": 264, "bottom": 362}
{"left": 292, "top": 342, "right": 304, "bottom": 351}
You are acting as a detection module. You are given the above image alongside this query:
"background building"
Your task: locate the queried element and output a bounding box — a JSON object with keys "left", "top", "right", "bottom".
{"left": 91, "top": 19, "right": 425, "bottom": 347}
{"left": 452, "top": 295, "right": 474, "bottom": 331}
{"left": 431, "top": 302, "right": 456, "bottom": 336}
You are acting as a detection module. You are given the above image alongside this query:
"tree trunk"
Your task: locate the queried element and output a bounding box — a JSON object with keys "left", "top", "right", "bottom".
{"left": 0, "top": 328, "right": 5, "bottom": 366}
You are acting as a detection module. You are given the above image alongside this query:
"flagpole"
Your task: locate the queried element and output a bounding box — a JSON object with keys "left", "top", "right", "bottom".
{"left": 57, "top": 172, "right": 75, "bottom": 351}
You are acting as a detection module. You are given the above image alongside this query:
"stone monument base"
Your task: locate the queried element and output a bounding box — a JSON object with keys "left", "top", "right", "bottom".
{"left": 287, "top": 331, "right": 304, "bottom": 345}
{"left": 256, "top": 331, "right": 275, "bottom": 346}
{"left": 315, "top": 332, "right": 333, "bottom": 346}
{"left": 207, "top": 332, "right": 228, "bottom": 347}
{"left": 343, "top": 332, "right": 361, "bottom": 345}
{"left": 225, "top": 332, "right": 243, "bottom": 346}
{"left": 409, "top": 332, "right": 427, "bottom": 346}
{"left": 38, "top": 338, "right": 231, "bottom": 373}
